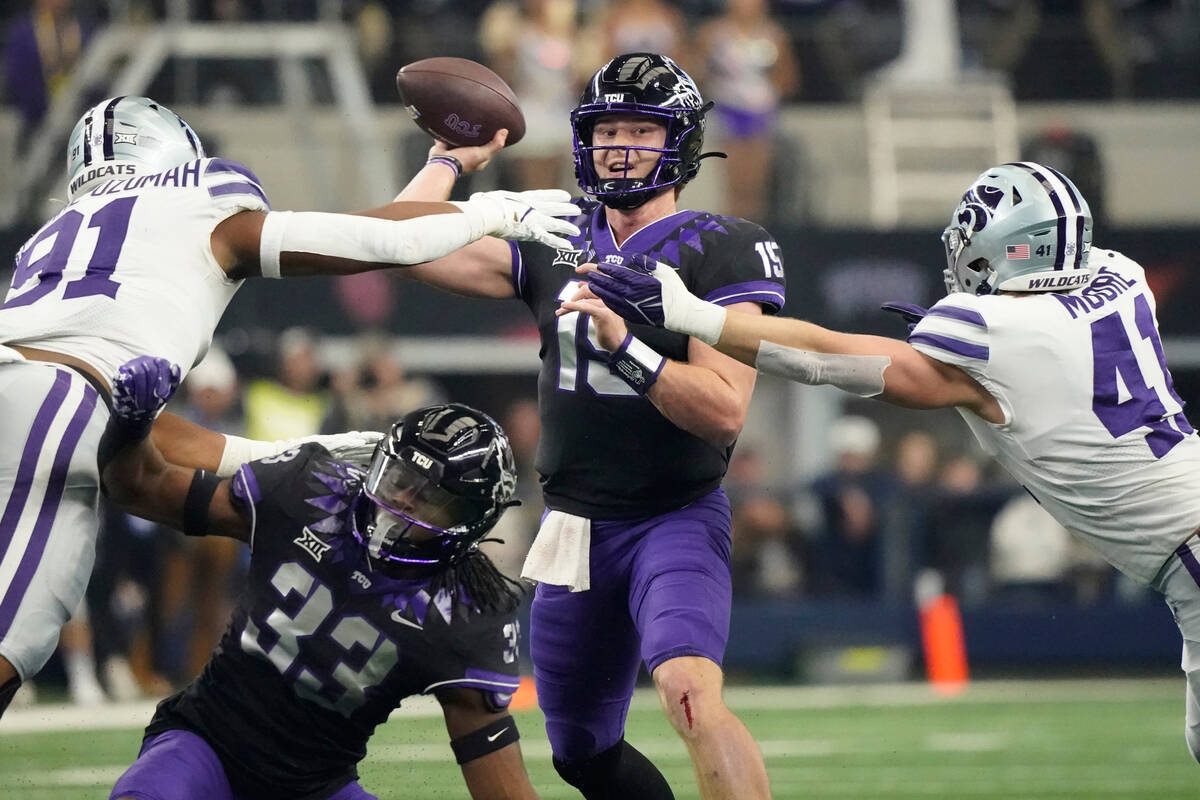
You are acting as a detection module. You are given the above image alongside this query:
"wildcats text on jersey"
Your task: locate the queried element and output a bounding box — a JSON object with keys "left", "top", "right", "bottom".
{"left": 1054, "top": 265, "right": 1138, "bottom": 318}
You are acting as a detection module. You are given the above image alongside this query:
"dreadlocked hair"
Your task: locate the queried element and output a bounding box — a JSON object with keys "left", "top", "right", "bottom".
{"left": 430, "top": 542, "right": 526, "bottom": 616}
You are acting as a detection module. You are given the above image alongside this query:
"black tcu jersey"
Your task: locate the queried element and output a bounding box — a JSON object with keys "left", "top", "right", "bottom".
{"left": 510, "top": 198, "right": 786, "bottom": 518}
{"left": 145, "top": 444, "right": 520, "bottom": 800}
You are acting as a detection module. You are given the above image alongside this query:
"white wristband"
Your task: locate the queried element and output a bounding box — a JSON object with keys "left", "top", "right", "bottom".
{"left": 608, "top": 334, "right": 666, "bottom": 395}
{"left": 258, "top": 210, "right": 290, "bottom": 278}
{"left": 648, "top": 259, "right": 729, "bottom": 345}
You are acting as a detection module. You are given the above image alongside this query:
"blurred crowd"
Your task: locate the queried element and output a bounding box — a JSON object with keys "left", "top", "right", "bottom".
{"left": 727, "top": 414, "right": 1122, "bottom": 609}
{"left": 3, "top": 1, "right": 1200, "bottom": 226}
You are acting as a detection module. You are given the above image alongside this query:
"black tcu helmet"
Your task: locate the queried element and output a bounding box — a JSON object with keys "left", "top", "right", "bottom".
{"left": 355, "top": 404, "right": 517, "bottom": 570}
{"left": 571, "top": 52, "right": 716, "bottom": 210}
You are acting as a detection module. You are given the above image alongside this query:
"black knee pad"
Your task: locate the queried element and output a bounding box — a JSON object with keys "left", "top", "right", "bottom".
{"left": 553, "top": 738, "right": 675, "bottom": 800}
{"left": 0, "top": 676, "right": 21, "bottom": 718}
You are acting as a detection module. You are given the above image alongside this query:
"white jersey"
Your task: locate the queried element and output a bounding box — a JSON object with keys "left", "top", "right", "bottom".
{"left": 0, "top": 157, "right": 269, "bottom": 384}
{"left": 909, "top": 249, "right": 1200, "bottom": 586}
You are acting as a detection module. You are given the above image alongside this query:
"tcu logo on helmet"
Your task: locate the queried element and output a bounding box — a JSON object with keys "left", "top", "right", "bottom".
{"left": 409, "top": 450, "right": 435, "bottom": 470}
{"left": 955, "top": 184, "right": 1003, "bottom": 233}
{"left": 444, "top": 113, "right": 482, "bottom": 139}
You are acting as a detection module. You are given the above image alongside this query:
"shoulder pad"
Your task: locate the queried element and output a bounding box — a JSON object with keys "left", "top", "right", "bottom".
{"left": 200, "top": 157, "right": 270, "bottom": 210}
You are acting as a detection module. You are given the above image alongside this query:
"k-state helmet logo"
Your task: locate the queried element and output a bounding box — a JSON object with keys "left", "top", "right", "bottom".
{"left": 955, "top": 184, "right": 1003, "bottom": 233}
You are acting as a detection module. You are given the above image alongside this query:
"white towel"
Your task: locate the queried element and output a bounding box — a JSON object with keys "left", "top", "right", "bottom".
{"left": 520, "top": 510, "right": 591, "bottom": 592}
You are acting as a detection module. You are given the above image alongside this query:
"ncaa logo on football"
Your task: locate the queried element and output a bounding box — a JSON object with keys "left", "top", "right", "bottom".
{"left": 409, "top": 450, "right": 434, "bottom": 470}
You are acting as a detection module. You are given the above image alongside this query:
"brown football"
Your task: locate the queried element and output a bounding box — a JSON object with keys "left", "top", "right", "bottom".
{"left": 395, "top": 57, "right": 526, "bottom": 148}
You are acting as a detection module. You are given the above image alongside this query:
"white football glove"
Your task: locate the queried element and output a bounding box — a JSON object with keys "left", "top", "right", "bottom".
{"left": 454, "top": 189, "right": 581, "bottom": 250}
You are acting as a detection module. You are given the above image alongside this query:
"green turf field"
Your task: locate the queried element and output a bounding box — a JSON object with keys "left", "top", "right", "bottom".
{"left": 2, "top": 679, "right": 1196, "bottom": 799}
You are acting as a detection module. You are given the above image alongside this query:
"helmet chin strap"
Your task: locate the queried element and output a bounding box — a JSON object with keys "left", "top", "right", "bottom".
{"left": 601, "top": 185, "right": 668, "bottom": 211}
{"left": 366, "top": 510, "right": 402, "bottom": 561}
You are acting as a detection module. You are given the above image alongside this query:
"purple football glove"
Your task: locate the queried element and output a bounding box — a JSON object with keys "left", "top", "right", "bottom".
{"left": 880, "top": 302, "right": 929, "bottom": 333}
{"left": 585, "top": 254, "right": 667, "bottom": 327}
{"left": 112, "top": 356, "right": 181, "bottom": 424}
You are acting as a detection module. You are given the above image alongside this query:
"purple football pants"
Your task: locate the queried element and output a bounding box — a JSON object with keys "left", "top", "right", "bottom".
{"left": 531, "top": 488, "right": 733, "bottom": 762}
{"left": 110, "top": 729, "right": 378, "bottom": 800}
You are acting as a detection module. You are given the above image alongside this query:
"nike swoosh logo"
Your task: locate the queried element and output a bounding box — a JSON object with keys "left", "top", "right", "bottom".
{"left": 486, "top": 727, "right": 510, "bottom": 742}
{"left": 390, "top": 610, "right": 423, "bottom": 631}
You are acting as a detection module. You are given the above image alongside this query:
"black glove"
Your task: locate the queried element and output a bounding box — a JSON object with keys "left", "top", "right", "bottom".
{"left": 881, "top": 302, "right": 929, "bottom": 333}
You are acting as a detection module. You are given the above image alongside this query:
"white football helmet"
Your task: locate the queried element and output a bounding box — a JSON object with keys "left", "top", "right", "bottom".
{"left": 66, "top": 96, "right": 205, "bottom": 200}
{"left": 942, "top": 162, "right": 1093, "bottom": 295}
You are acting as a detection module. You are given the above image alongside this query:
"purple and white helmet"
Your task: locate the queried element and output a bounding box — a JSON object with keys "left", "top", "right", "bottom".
{"left": 66, "top": 96, "right": 205, "bottom": 200}
{"left": 942, "top": 162, "right": 1093, "bottom": 295}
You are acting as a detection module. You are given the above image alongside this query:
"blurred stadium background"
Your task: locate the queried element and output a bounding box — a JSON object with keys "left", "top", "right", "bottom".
{"left": 2, "top": 0, "right": 1200, "bottom": 796}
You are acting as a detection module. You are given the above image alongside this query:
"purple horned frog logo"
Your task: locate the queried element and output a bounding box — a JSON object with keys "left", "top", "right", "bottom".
{"left": 444, "top": 113, "right": 482, "bottom": 139}
{"left": 954, "top": 184, "right": 1004, "bottom": 233}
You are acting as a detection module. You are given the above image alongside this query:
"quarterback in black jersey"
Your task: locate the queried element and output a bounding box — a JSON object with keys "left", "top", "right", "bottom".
{"left": 395, "top": 54, "right": 781, "bottom": 800}
{"left": 101, "top": 357, "right": 537, "bottom": 800}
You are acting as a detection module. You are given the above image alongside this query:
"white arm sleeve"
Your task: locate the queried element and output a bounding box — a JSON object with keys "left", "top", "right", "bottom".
{"left": 755, "top": 341, "right": 891, "bottom": 398}
{"left": 257, "top": 209, "right": 484, "bottom": 278}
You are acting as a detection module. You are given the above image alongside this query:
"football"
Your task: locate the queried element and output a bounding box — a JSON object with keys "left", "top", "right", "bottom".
{"left": 395, "top": 57, "right": 526, "bottom": 148}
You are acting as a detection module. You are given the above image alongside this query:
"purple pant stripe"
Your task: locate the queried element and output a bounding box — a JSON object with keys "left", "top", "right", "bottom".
{"left": 0, "top": 384, "right": 98, "bottom": 638}
{"left": 1176, "top": 539, "right": 1200, "bottom": 590}
{"left": 0, "top": 371, "right": 72, "bottom": 566}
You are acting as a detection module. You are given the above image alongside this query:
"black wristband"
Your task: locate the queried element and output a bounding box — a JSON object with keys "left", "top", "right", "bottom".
{"left": 427, "top": 154, "right": 463, "bottom": 177}
{"left": 183, "top": 469, "right": 221, "bottom": 536}
{"left": 450, "top": 715, "right": 519, "bottom": 764}
{"left": 608, "top": 334, "right": 666, "bottom": 396}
